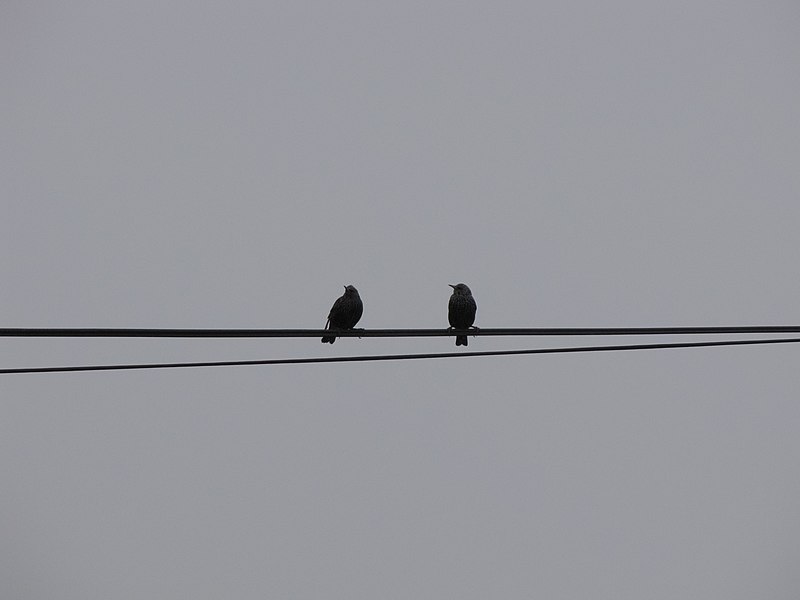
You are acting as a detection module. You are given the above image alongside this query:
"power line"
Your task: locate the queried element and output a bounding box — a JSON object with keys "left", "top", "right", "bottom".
{"left": 2, "top": 326, "right": 800, "bottom": 338}
{"left": 3, "top": 336, "right": 799, "bottom": 375}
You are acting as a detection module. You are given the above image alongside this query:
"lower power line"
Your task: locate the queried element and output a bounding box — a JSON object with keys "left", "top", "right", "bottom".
{"left": 3, "top": 336, "right": 799, "bottom": 375}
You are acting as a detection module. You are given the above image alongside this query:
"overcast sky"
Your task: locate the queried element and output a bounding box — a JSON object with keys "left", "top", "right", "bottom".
{"left": 2, "top": 1, "right": 800, "bottom": 598}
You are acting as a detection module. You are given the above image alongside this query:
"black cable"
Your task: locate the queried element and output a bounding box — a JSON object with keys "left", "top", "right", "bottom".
{"left": 3, "top": 336, "right": 799, "bottom": 375}
{"left": 2, "top": 326, "right": 800, "bottom": 338}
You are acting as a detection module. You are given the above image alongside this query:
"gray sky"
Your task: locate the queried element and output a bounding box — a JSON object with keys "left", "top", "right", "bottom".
{"left": 2, "top": 1, "right": 800, "bottom": 598}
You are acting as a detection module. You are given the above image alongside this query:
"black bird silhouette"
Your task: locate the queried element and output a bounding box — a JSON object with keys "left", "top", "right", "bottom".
{"left": 321, "top": 285, "right": 363, "bottom": 343}
{"left": 448, "top": 283, "right": 477, "bottom": 346}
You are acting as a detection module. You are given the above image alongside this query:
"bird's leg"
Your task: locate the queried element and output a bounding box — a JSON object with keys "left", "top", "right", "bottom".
{"left": 469, "top": 326, "right": 480, "bottom": 338}
{"left": 351, "top": 327, "right": 365, "bottom": 339}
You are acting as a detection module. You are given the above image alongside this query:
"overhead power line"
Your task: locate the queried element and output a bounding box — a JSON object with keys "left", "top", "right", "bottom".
{"left": 2, "top": 326, "right": 800, "bottom": 338}
{"left": 3, "top": 336, "right": 799, "bottom": 375}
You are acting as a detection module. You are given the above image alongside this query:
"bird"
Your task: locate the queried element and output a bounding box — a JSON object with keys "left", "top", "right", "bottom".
{"left": 448, "top": 283, "right": 477, "bottom": 346}
{"left": 321, "top": 285, "right": 363, "bottom": 343}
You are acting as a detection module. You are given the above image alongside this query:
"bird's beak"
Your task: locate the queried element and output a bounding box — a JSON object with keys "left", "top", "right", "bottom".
{"left": 448, "top": 284, "right": 456, "bottom": 289}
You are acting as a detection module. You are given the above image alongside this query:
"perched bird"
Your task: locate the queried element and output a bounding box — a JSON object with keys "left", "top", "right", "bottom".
{"left": 448, "top": 283, "right": 477, "bottom": 346}
{"left": 321, "top": 285, "right": 363, "bottom": 343}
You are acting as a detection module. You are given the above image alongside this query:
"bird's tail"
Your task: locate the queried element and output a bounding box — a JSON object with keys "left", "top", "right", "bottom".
{"left": 321, "top": 319, "right": 336, "bottom": 343}
{"left": 456, "top": 335, "right": 468, "bottom": 346}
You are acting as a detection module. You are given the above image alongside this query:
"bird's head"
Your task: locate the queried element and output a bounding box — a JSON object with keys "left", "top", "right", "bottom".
{"left": 449, "top": 283, "right": 472, "bottom": 295}
{"left": 343, "top": 284, "right": 359, "bottom": 295}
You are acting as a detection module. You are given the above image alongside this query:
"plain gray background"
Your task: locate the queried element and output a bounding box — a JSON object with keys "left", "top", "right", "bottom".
{"left": 2, "top": 1, "right": 800, "bottom": 598}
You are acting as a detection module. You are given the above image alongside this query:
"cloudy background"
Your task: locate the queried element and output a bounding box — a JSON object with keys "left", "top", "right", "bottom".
{"left": 2, "top": 1, "right": 800, "bottom": 598}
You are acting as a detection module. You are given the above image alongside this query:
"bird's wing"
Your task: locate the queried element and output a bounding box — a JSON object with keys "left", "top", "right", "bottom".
{"left": 327, "top": 296, "right": 344, "bottom": 320}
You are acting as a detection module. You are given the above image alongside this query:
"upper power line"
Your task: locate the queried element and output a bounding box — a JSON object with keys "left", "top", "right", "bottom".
{"left": 2, "top": 326, "right": 800, "bottom": 338}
